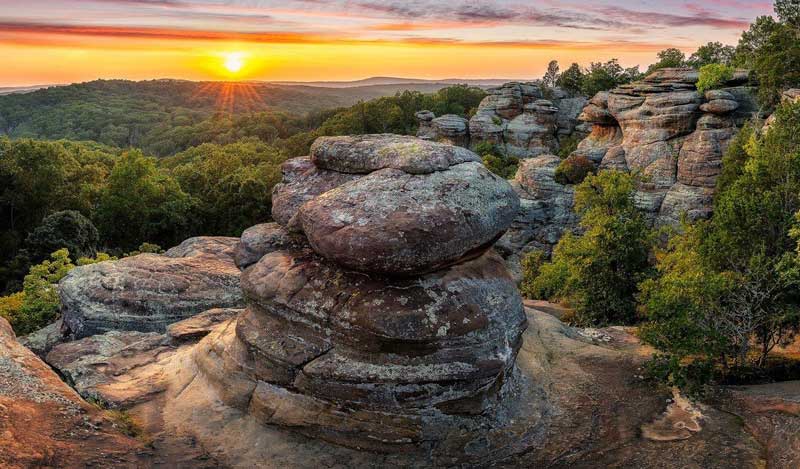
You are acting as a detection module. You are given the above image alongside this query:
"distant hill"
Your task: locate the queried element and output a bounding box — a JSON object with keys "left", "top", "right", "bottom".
{"left": 0, "top": 78, "right": 487, "bottom": 156}
{"left": 268, "top": 76, "right": 518, "bottom": 88}
{"left": 0, "top": 85, "right": 59, "bottom": 96}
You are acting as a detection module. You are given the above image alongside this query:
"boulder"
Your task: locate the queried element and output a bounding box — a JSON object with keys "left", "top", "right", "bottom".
{"left": 310, "top": 134, "right": 479, "bottom": 175}
{"left": 700, "top": 99, "right": 739, "bottom": 114}
{"left": 429, "top": 114, "right": 470, "bottom": 147}
{"left": 234, "top": 222, "right": 303, "bottom": 269}
{"left": 298, "top": 161, "right": 519, "bottom": 275}
{"left": 60, "top": 238, "right": 243, "bottom": 339}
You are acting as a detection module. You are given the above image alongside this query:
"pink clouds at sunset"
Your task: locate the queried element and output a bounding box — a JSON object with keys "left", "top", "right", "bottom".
{"left": 0, "top": 0, "right": 775, "bottom": 86}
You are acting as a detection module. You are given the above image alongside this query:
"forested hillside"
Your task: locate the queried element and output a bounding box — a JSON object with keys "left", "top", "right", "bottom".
{"left": 0, "top": 79, "right": 480, "bottom": 156}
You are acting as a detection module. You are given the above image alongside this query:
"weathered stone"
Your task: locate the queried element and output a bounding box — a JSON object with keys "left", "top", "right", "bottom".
{"left": 298, "top": 162, "right": 519, "bottom": 275}
{"left": 167, "top": 307, "right": 243, "bottom": 342}
{"left": 234, "top": 222, "right": 303, "bottom": 269}
{"left": 60, "top": 240, "right": 243, "bottom": 339}
{"left": 700, "top": 99, "right": 739, "bottom": 114}
{"left": 271, "top": 157, "right": 360, "bottom": 232}
{"left": 429, "top": 114, "right": 470, "bottom": 147}
{"left": 310, "top": 134, "right": 479, "bottom": 175}
{"left": 20, "top": 319, "right": 65, "bottom": 357}
{"left": 163, "top": 236, "right": 239, "bottom": 260}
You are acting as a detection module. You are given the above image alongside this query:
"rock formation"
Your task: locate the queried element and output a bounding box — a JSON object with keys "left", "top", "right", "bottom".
{"left": 0, "top": 317, "right": 147, "bottom": 468}
{"left": 190, "top": 134, "right": 535, "bottom": 458}
{"left": 60, "top": 236, "right": 244, "bottom": 339}
{"left": 499, "top": 68, "right": 759, "bottom": 273}
{"left": 416, "top": 83, "right": 589, "bottom": 158}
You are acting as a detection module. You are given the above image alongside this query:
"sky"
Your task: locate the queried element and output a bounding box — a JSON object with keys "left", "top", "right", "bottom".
{"left": 0, "top": 0, "right": 776, "bottom": 86}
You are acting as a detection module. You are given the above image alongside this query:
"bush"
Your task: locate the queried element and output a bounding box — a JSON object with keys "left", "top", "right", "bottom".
{"left": 554, "top": 155, "right": 594, "bottom": 185}
{"left": 519, "top": 250, "right": 548, "bottom": 298}
{"left": 529, "top": 171, "right": 654, "bottom": 325}
{"left": 477, "top": 142, "right": 519, "bottom": 179}
{"left": 0, "top": 292, "right": 25, "bottom": 328}
{"left": 25, "top": 210, "right": 99, "bottom": 263}
{"left": 696, "top": 64, "right": 735, "bottom": 94}
{"left": 557, "top": 135, "right": 580, "bottom": 159}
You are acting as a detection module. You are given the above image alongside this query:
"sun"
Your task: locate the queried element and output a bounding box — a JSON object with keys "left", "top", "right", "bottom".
{"left": 223, "top": 52, "right": 245, "bottom": 74}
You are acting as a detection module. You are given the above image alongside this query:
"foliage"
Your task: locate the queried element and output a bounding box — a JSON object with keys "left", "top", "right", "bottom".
{"left": 775, "top": 0, "right": 800, "bottom": 27}
{"left": 476, "top": 142, "right": 518, "bottom": 179}
{"left": 96, "top": 150, "right": 195, "bottom": 251}
{"left": 556, "top": 63, "right": 584, "bottom": 96}
{"left": 542, "top": 60, "right": 560, "bottom": 88}
{"left": 123, "top": 243, "right": 164, "bottom": 257}
{"left": 528, "top": 171, "right": 654, "bottom": 325}
{"left": 640, "top": 101, "right": 800, "bottom": 379}
{"left": 25, "top": 210, "right": 99, "bottom": 263}
{"left": 733, "top": 12, "right": 800, "bottom": 107}
{"left": 165, "top": 139, "right": 286, "bottom": 236}
{"left": 0, "top": 292, "right": 24, "bottom": 328}
{"left": 696, "top": 64, "right": 735, "bottom": 94}
{"left": 554, "top": 155, "right": 594, "bottom": 185}
{"left": 687, "top": 42, "right": 735, "bottom": 68}
{"left": 647, "top": 48, "right": 687, "bottom": 74}
{"left": 580, "top": 60, "right": 642, "bottom": 97}
{"left": 557, "top": 135, "right": 580, "bottom": 159}
{"left": 519, "top": 250, "right": 548, "bottom": 299}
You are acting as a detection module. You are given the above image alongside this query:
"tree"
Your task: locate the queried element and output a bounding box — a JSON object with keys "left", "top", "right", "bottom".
{"left": 581, "top": 59, "right": 635, "bottom": 96}
{"left": 96, "top": 150, "right": 195, "bottom": 250}
{"left": 543, "top": 60, "right": 560, "bottom": 87}
{"left": 640, "top": 101, "right": 800, "bottom": 376}
{"left": 556, "top": 63, "right": 585, "bottom": 96}
{"left": 647, "top": 48, "right": 687, "bottom": 74}
{"left": 476, "top": 142, "right": 518, "bottom": 179}
{"left": 687, "top": 42, "right": 735, "bottom": 68}
{"left": 526, "top": 170, "right": 653, "bottom": 325}
{"left": 775, "top": 0, "right": 800, "bottom": 27}
{"left": 696, "top": 64, "right": 735, "bottom": 94}
{"left": 25, "top": 210, "right": 99, "bottom": 263}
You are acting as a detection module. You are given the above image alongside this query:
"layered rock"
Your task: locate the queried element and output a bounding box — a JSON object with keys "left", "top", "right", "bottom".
{"left": 499, "top": 68, "right": 759, "bottom": 268}
{"left": 60, "top": 236, "right": 244, "bottom": 339}
{"left": 416, "top": 83, "right": 589, "bottom": 158}
{"left": 194, "top": 135, "right": 529, "bottom": 455}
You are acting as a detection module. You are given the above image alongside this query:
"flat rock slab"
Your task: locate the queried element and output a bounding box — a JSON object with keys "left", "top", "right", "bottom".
{"left": 311, "top": 134, "right": 480, "bottom": 174}
{"left": 61, "top": 238, "right": 244, "bottom": 339}
{"left": 167, "top": 307, "right": 243, "bottom": 342}
{"left": 299, "top": 161, "right": 520, "bottom": 275}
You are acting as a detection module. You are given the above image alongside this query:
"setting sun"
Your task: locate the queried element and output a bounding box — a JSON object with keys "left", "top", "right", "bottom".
{"left": 223, "top": 52, "right": 245, "bottom": 74}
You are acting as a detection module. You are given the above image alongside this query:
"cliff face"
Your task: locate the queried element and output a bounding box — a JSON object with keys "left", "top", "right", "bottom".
{"left": 499, "top": 68, "right": 760, "bottom": 275}
{"left": 417, "top": 82, "right": 590, "bottom": 157}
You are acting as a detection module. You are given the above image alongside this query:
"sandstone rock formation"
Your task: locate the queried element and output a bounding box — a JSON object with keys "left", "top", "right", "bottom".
{"left": 0, "top": 317, "right": 147, "bottom": 468}
{"left": 60, "top": 236, "right": 244, "bottom": 339}
{"left": 416, "top": 83, "right": 589, "bottom": 158}
{"left": 500, "top": 68, "right": 759, "bottom": 271}
{"left": 187, "top": 134, "right": 533, "bottom": 458}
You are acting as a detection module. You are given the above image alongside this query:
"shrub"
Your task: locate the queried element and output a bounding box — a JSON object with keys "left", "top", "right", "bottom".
{"left": 477, "top": 142, "right": 519, "bottom": 179}
{"left": 554, "top": 155, "right": 594, "bottom": 185}
{"left": 0, "top": 292, "right": 25, "bottom": 328}
{"left": 25, "top": 210, "right": 99, "bottom": 263}
{"left": 519, "top": 250, "right": 548, "bottom": 298}
{"left": 696, "top": 64, "right": 735, "bottom": 94}
{"left": 557, "top": 135, "right": 580, "bottom": 159}
{"left": 12, "top": 249, "right": 75, "bottom": 335}
{"left": 530, "top": 171, "right": 654, "bottom": 325}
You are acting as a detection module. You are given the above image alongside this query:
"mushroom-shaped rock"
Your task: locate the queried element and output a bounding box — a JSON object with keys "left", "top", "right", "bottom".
{"left": 298, "top": 161, "right": 520, "bottom": 275}
{"left": 310, "top": 134, "right": 480, "bottom": 175}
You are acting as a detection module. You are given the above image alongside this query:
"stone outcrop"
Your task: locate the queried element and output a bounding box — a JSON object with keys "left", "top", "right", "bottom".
{"left": 416, "top": 83, "right": 589, "bottom": 158}
{"left": 499, "top": 68, "right": 759, "bottom": 269}
{"left": 191, "top": 134, "right": 531, "bottom": 457}
{"left": 0, "top": 317, "right": 147, "bottom": 468}
{"left": 60, "top": 236, "right": 244, "bottom": 339}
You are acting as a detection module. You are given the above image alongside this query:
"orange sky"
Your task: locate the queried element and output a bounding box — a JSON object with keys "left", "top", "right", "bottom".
{"left": 0, "top": 0, "right": 774, "bottom": 86}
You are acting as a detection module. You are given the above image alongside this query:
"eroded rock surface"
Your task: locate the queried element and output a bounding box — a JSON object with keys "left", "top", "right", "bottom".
{"left": 60, "top": 236, "right": 244, "bottom": 339}
{"left": 0, "top": 318, "right": 147, "bottom": 468}
{"left": 500, "top": 68, "right": 759, "bottom": 267}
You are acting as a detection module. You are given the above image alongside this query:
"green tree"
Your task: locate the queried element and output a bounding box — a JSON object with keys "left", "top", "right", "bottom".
{"left": 647, "top": 48, "right": 687, "bottom": 74}
{"left": 167, "top": 139, "right": 286, "bottom": 235}
{"left": 476, "top": 142, "right": 518, "bottom": 179}
{"left": 527, "top": 171, "right": 653, "bottom": 325}
{"left": 775, "top": 0, "right": 800, "bottom": 27}
{"left": 25, "top": 210, "right": 99, "bottom": 263}
{"left": 581, "top": 59, "right": 635, "bottom": 96}
{"left": 556, "top": 63, "right": 585, "bottom": 96}
{"left": 96, "top": 150, "right": 195, "bottom": 250}
{"left": 640, "top": 101, "right": 800, "bottom": 376}
{"left": 543, "top": 60, "right": 560, "bottom": 88}
{"left": 687, "top": 42, "right": 735, "bottom": 68}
